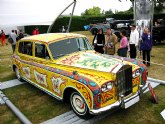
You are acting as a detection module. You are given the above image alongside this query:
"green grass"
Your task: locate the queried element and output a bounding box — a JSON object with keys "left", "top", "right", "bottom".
{"left": 0, "top": 84, "right": 70, "bottom": 124}
{"left": 0, "top": 31, "right": 165, "bottom": 124}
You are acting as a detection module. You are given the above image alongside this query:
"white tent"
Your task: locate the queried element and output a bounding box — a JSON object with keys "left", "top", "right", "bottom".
{"left": 0, "top": 0, "right": 74, "bottom": 27}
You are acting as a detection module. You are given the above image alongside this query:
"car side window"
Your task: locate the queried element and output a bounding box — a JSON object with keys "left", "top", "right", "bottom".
{"left": 77, "top": 38, "right": 89, "bottom": 50}
{"left": 18, "top": 41, "right": 32, "bottom": 56}
{"left": 35, "top": 43, "right": 50, "bottom": 59}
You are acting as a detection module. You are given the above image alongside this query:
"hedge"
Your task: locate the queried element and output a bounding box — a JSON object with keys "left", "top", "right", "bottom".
{"left": 25, "top": 13, "right": 165, "bottom": 34}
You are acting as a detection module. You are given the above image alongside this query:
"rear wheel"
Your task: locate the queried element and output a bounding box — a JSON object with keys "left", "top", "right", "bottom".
{"left": 15, "top": 67, "right": 23, "bottom": 82}
{"left": 70, "top": 92, "right": 91, "bottom": 119}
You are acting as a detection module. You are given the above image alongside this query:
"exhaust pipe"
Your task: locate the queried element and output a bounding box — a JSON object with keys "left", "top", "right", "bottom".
{"left": 0, "top": 91, "right": 32, "bottom": 124}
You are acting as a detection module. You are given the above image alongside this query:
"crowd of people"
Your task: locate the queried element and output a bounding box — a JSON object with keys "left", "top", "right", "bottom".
{"left": 92, "top": 24, "right": 152, "bottom": 66}
{"left": 0, "top": 28, "right": 40, "bottom": 53}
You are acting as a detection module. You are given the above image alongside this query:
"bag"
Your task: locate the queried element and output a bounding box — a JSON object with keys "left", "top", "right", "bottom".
{"left": 117, "top": 47, "right": 128, "bottom": 57}
{"left": 8, "top": 36, "right": 13, "bottom": 44}
{"left": 94, "top": 35, "right": 97, "bottom": 44}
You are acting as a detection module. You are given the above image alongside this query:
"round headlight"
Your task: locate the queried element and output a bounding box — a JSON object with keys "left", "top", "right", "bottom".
{"left": 101, "top": 84, "right": 107, "bottom": 92}
{"left": 107, "top": 83, "right": 113, "bottom": 90}
{"left": 101, "top": 82, "right": 113, "bottom": 92}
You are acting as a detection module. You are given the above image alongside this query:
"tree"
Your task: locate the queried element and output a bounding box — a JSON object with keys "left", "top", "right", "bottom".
{"left": 115, "top": 7, "right": 133, "bottom": 14}
{"left": 81, "top": 6, "right": 101, "bottom": 16}
{"left": 105, "top": 9, "right": 114, "bottom": 15}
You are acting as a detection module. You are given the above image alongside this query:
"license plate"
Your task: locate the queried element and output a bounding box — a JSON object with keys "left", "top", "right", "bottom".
{"left": 124, "top": 95, "right": 140, "bottom": 109}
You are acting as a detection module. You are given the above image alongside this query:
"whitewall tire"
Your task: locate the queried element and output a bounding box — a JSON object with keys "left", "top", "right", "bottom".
{"left": 15, "top": 67, "right": 23, "bottom": 81}
{"left": 70, "top": 92, "right": 91, "bottom": 119}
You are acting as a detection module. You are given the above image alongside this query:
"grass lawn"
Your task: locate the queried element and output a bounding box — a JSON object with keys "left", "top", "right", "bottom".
{"left": 0, "top": 31, "right": 165, "bottom": 124}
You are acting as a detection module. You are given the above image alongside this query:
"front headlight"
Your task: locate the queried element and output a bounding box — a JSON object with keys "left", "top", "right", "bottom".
{"left": 101, "top": 82, "right": 113, "bottom": 92}
{"left": 132, "top": 69, "right": 141, "bottom": 78}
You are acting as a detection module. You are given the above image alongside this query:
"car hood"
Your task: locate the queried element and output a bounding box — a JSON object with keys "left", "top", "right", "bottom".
{"left": 56, "top": 51, "right": 139, "bottom": 73}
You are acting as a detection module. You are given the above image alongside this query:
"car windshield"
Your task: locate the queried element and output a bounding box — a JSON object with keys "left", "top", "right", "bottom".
{"left": 49, "top": 37, "right": 93, "bottom": 59}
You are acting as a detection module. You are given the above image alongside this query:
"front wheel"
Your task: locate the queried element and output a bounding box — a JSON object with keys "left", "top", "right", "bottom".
{"left": 15, "top": 67, "right": 23, "bottom": 82}
{"left": 70, "top": 92, "right": 91, "bottom": 119}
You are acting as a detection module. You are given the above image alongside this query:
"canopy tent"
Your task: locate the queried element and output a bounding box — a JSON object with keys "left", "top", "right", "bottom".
{"left": 0, "top": 0, "right": 132, "bottom": 28}
{"left": 0, "top": 0, "right": 74, "bottom": 27}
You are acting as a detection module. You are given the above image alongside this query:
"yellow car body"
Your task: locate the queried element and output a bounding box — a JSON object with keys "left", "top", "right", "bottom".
{"left": 12, "top": 33, "right": 147, "bottom": 118}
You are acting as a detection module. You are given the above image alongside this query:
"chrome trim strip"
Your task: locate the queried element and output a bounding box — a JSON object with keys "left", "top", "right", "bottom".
{"left": 89, "top": 101, "right": 120, "bottom": 115}
{"left": 22, "top": 77, "right": 63, "bottom": 101}
{"left": 89, "top": 92, "right": 139, "bottom": 115}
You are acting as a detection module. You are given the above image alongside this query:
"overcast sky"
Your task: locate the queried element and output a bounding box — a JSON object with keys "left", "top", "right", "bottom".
{"left": 1, "top": 0, "right": 132, "bottom": 15}
{"left": 0, "top": 0, "right": 132, "bottom": 27}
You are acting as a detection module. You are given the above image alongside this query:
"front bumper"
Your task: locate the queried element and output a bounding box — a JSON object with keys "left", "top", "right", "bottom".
{"left": 89, "top": 86, "right": 144, "bottom": 115}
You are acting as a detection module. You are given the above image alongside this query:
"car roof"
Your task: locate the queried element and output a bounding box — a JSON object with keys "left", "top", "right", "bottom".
{"left": 21, "top": 33, "right": 85, "bottom": 43}
{"left": 110, "top": 20, "right": 133, "bottom": 24}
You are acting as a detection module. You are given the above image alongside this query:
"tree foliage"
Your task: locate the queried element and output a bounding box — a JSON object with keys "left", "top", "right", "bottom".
{"left": 105, "top": 9, "right": 114, "bottom": 15}
{"left": 81, "top": 6, "right": 101, "bottom": 16}
{"left": 115, "top": 7, "right": 133, "bottom": 14}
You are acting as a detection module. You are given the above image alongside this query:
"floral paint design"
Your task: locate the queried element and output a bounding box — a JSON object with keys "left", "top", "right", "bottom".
{"left": 22, "top": 67, "right": 31, "bottom": 79}
{"left": 34, "top": 70, "right": 48, "bottom": 87}
{"left": 59, "top": 52, "right": 121, "bottom": 72}
{"left": 51, "top": 77, "right": 65, "bottom": 95}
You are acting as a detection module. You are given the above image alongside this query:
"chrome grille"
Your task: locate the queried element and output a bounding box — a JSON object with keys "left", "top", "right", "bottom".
{"left": 116, "top": 65, "right": 132, "bottom": 97}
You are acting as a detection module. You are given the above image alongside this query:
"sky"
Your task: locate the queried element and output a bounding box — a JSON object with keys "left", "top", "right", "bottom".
{"left": 0, "top": 0, "right": 132, "bottom": 27}
{"left": 71, "top": 0, "right": 132, "bottom": 15}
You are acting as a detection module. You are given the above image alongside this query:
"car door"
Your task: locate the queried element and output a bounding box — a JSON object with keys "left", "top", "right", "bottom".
{"left": 17, "top": 41, "right": 34, "bottom": 81}
{"left": 31, "top": 42, "right": 53, "bottom": 91}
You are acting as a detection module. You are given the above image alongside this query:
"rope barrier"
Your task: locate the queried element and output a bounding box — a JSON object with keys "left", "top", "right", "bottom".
{"left": 135, "top": 58, "right": 165, "bottom": 67}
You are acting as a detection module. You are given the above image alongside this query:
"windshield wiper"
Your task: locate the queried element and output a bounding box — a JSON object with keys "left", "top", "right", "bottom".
{"left": 53, "top": 54, "right": 66, "bottom": 59}
{"left": 53, "top": 54, "right": 69, "bottom": 59}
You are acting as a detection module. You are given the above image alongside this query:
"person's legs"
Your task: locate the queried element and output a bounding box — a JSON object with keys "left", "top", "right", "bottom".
{"left": 97, "top": 46, "right": 102, "bottom": 54}
{"left": 12, "top": 45, "right": 16, "bottom": 53}
{"left": 100, "top": 46, "right": 104, "bottom": 54}
{"left": 130, "top": 44, "right": 133, "bottom": 58}
{"left": 142, "top": 50, "right": 146, "bottom": 64}
{"left": 147, "top": 50, "right": 151, "bottom": 66}
{"left": 130, "top": 44, "right": 136, "bottom": 58}
{"left": 2, "top": 39, "right": 5, "bottom": 46}
{"left": 134, "top": 46, "right": 137, "bottom": 58}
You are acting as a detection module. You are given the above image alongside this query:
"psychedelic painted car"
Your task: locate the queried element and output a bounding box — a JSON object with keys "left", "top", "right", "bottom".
{"left": 12, "top": 33, "right": 147, "bottom": 118}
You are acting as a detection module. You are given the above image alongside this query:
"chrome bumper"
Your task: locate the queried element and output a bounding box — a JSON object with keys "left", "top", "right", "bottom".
{"left": 90, "top": 87, "right": 144, "bottom": 115}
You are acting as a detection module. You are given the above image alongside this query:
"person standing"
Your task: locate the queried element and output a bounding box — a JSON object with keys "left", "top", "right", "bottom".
{"left": 32, "top": 28, "right": 39, "bottom": 35}
{"left": 1, "top": 30, "right": 7, "bottom": 46}
{"left": 10, "top": 30, "right": 17, "bottom": 53}
{"left": 92, "top": 28, "right": 105, "bottom": 54}
{"left": 18, "top": 30, "right": 24, "bottom": 40}
{"left": 104, "top": 28, "right": 118, "bottom": 55}
{"left": 118, "top": 30, "right": 128, "bottom": 57}
{"left": 140, "top": 28, "right": 152, "bottom": 66}
{"left": 129, "top": 25, "right": 139, "bottom": 59}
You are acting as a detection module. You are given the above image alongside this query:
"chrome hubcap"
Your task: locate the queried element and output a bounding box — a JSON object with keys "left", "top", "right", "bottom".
{"left": 72, "top": 94, "right": 85, "bottom": 113}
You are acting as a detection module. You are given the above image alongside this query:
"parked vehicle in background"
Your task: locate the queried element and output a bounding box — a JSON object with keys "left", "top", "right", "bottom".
{"left": 90, "top": 23, "right": 110, "bottom": 35}
{"left": 88, "top": 19, "right": 133, "bottom": 39}
{"left": 152, "top": 25, "right": 165, "bottom": 45}
{"left": 110, "top": 20, "right": 134, "bottom": 40}
{"left": 87, "top": 18, "right": 114, "bottom": 35}
{"left": 12, "top": 33, "right": 148, "bottom": 119}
